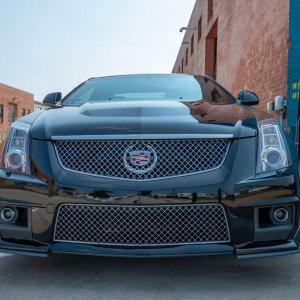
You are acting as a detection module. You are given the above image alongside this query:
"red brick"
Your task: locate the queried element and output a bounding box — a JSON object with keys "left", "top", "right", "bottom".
{"left": 0, "top": 83, "right": 34, "bottom": 151}
{"left": 173, "top": 0, "right": 289, "bottom": 116}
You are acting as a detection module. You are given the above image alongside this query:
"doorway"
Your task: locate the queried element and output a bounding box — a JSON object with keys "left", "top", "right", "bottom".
{"left": 205, "top": 19, "right": 218, "bottom": 80}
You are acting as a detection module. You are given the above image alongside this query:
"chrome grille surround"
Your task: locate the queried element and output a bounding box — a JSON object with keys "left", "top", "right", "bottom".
{"left": 54, "top": 138, "right": 231, "bottom": 180}
{"left": 53, "top": 204, "right": 231, "bottom": 246}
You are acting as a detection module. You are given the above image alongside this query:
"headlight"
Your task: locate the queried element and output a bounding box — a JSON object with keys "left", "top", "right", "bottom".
{"left": 257, "top": 118, "right": 291, "bottom": 173}
{"left": 1, "top": 121, "right": 31, "bottom": 174}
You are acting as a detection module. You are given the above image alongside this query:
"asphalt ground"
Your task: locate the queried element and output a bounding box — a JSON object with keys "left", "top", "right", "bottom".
{"left": 0, "top": 252, "right": 299, "bottom": 300}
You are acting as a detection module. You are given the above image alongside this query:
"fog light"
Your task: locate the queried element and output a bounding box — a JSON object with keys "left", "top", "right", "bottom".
{"left": 273, "top": 207, "right": 289, "bottom": 223}
{"left": 0, "top": 207, "right": 17, "bottom": 223}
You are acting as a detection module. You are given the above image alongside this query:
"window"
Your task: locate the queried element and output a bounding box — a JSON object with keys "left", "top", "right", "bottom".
{"left": 181, "top": 58, "right": 184, "bottom": 72}
{"left": 178, "top": 66, "right": 181, "bottom": 73}
{"left": 26, "top": 110, "right": 31, "bottom": 115}
{"left": 185, "top": 48, "right": 188, "bottom": 66}
{"left": 191, "top": 35, "right": 194, "bottom": 56}
{"left": 198, "top": 16, "right": 202, "bottom": 41}
{"left": 8, "top": 104, "right": 17, "bottom": 127}
{"left": 0, "top": 105, "right": 3, "bottom": 123}
{"left": 213, "top": 37, "right": 218, "bottom": 78}
{"left": 22, "top": 108, "right": 26, "bottom": 116}
{"left": 62, "top": 75, "right": 206, "bottom": 104}
{"left": 208, "top": 0, "right": 213, "bottom": 22}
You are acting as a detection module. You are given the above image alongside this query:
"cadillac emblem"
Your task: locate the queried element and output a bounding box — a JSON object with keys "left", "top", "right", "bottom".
{"left": 124, "top": 145, "right": 157, "bottom": 174}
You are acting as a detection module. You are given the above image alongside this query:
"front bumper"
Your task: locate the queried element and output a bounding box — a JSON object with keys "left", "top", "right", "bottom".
{"left": 0, "top": 163, "right": 299, "bottom": 259}
{"left": 0, "top": 239, "right": 299, "bottom": 259}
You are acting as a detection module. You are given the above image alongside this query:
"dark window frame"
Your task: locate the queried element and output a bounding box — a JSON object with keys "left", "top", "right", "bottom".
{"left": 191, "top": 35, "right": 194, "bottom": 56}
{"left": 198, "top": 16, "right": 202, "bottom": 41}
{"left": 213, "top": 37, "right": 218, "bottom": 79}
{"left": 207, "top": 0, "right": 213, "bottom": 22}
{"left": 8, "top": 103, "right": 17, "bottom": 127}
{"left": 0, "top": 104, "right": 3, "bottom": 123}
{"left": 185, "top": 48, "right": 189, "bottom": 66}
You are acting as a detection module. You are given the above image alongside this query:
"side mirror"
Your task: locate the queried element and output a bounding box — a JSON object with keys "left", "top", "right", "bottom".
{"left": 43, "top": 92, "right": 62, "bottom": 107}
{"left": 237, "top": 90, "right": 259, "bottom": 106}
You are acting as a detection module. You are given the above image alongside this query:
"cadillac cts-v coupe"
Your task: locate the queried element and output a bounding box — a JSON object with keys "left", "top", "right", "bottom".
{"left": 0, "top": 74, "right": 299, "bottom": 258}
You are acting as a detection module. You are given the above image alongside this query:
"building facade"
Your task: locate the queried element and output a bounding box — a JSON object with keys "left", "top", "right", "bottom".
{"left": 173, "top": 0, "right": 300, "bottom": 149}
{"left": 0, "top": 83, "right": 34, "bottom": 151}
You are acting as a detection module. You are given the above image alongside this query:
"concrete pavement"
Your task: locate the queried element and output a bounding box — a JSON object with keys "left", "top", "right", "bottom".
{"left": 0, "top": 252, "right": 299, "bottom": 299}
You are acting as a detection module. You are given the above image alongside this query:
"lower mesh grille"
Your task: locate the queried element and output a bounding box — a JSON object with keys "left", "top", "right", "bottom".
{"left": 53, "top": 204, "right": 230, "bottom": 246}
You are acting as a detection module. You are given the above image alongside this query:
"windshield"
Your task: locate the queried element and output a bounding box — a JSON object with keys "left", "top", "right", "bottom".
{"left": 62, "top": 75, "right": 204, "bottom": 105}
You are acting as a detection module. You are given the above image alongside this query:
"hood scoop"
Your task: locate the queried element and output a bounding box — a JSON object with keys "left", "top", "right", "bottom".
{"left": 79, "top": 101, "right": 191, "bottom": 117}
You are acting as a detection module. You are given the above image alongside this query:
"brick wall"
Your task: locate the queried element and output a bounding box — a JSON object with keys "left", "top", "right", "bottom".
{"left": 286, "top": 0, "right": 300, "bottom": 144}
{"left": 0, "top": 83, "right": 34, "bottom": 151}
{"left": 173, "top": 0, "right": 289, "bottom": 115}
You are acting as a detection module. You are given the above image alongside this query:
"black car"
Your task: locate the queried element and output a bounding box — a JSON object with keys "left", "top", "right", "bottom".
{"left": 0, "top": 74, "right": 299, "bottom": 258}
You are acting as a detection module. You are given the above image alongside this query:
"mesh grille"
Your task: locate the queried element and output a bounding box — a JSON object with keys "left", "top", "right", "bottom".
{"left": 54, "top": 139, "right": 230, "bottom": 180}
{"left": 54, "top": 204, "right": 230, "bottom": 246}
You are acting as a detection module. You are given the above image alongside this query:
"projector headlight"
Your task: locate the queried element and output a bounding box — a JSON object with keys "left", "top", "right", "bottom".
{"left": 1, "top": 121, "right": 31, "bottom": 175}
{"left": 257, "top": 119, "right": 291, "bottom": 173}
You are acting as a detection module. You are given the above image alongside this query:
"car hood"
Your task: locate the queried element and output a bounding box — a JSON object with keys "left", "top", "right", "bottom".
{"left": 30, "top": 100, "right": 258, "bottom": 140}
